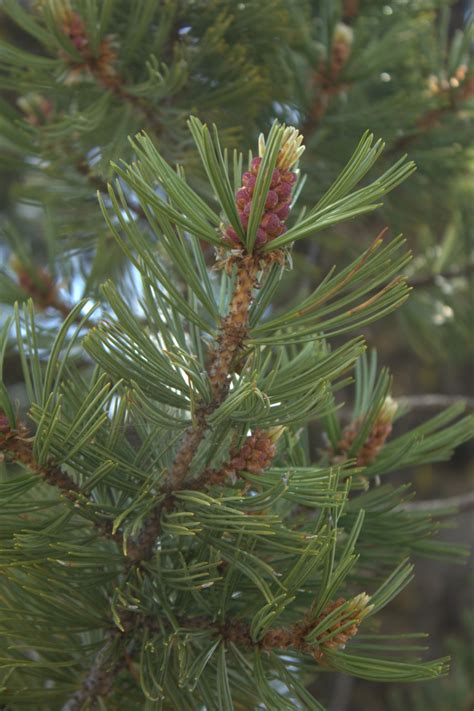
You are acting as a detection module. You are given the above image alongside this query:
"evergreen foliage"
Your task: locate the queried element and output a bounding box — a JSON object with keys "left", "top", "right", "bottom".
{"left": 390, "top": 609, "right": 474, "bottom": 710}
{"left": 0, "top": 1, "right": 472, "bottom": 709}
{"left": 0, "top": 115, "right": 472, "bottom": 710}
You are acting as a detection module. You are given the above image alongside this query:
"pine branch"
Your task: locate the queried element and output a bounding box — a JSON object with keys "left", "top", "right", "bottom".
{"left": 64, "top": 123, "right": 424, "bottom": 708}
{"left": 126, "top": 253, "right": 263, "bottom": 564}
{"left": 408, "top": 263, "right": 474, "bottom": 289}
{"left": 169, "top": 253, "right": 261, "bottom": 487}
{"left": 126, "top": 427, "right": 277, "bottom": 564}
{"left": 301, "top": 24, "right": 354, "bottom": 142}
{"left": 4, "top": 107, "right": 458, "bottom": 705}
{"left": 62, "top": 632, "right": 124, "bottom": 711}
{"left": 389, "top": 75, "right": 474, "bottom": 155}
{"left": 400, "top": 489, "right": 474, "bottom": 514}
{"left": 397, "top": 394, "right": 474, "bottom": 411}
{"left": 150, "top": 596, "right": 370, "bottom": 659}
{"left": 75, "top": 158, "right": 147, "bottom": 221}
{"left": 0, "top": 420, "right": 123, "bottom": 546}
{"left": 67, "top": 596, "right": 372, "bottom": 708}
{"left": 65, "top": 255, "right": 271, "bottom": 706}
{"left": 57, "top": 10, "right": 165, "bottom": 139}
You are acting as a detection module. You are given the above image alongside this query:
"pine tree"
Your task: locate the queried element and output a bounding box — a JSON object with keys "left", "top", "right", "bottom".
{"left": 0, "top": 1, "right": 472, "bottom": 709}
{"left": 0, "top": 114, "right": 472, "bottom": 711}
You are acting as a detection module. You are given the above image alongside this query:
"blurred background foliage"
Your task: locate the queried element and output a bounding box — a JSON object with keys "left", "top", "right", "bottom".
{"left": 0, "top": 0, "right": 473, "bottom": 708}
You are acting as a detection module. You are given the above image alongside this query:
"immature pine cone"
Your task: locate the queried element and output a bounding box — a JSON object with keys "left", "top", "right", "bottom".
{"left": 224, "top": 127, "right": 304, "bottom": 249}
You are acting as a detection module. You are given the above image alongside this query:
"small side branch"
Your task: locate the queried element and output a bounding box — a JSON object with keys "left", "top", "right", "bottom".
{"left": 408, "top": 263, "right": 474, "bottom": 289}
{"left": 400, "top": 489, "right": 474, "bottom": 514}
{"left": 61, "top": 633, "right": 123, "bottom": 711}
{"left": 169, "top": 254, "right": 261, "bottom": 491}
{"left": 72, "top": 255, "right": 264, "bottom": 704}
{"left": 127, "top": 255, "right": 261, "bottom": 564}
{"left": 0, "top": 424, "right": 123, "bottom": 547}
{"left": 388, "top": 76, "right": 474, "bottom": 156}
{"left": 398, "top": 394, "right": 474, "bottom": 411}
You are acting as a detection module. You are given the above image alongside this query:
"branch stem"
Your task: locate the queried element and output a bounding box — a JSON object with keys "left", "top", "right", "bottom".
{"left": 0, "top": 427, "right": 123, "bottom": 546}
{"left": 126, "top": 255, "right": 261, "bottom": 562}
{"left": 400, "top": 489, "right": 474, "bottom": 514}
{"left": 66, "top": 254, "right": 262, "bottom": 706}
{"left": 61, "top": 633, "right": 123, "bottom": 711}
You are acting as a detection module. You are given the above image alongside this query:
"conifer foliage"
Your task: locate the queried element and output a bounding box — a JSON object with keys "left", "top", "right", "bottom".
{"left": 0, "top": 115, "right": 472, "bottom": 709}
{"left": 0, "top": 1, "right": 473, "bottom": 709}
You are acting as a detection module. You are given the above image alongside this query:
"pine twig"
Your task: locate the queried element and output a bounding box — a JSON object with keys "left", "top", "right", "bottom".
{"left": 168, "top": 254, "right": 261, "bottom": 490}
{"left": 65, "top": 254, "right": 263, "bottom": 706}
{"left": 61, "top": 633, "right": 124, "bottom": 711}
{"left": 135, "top": 597, "right": 370, "bottom": 661}
{"left": 408, "top": 263, "right": 474, "bottom": 289}
{"left": 398, "top": 394, "right": 474, "bottom": 411}
{"left": 58, "top": 9, "right": 166, "bottom": 140}
{"left": 0, "top": 423, "right": 123, "bottom": 547}
{"left": 126, "top": 254, "right": 262, "bottom": 563}
{"left": 400, "top": 489, "right": 474, "bottom": 514}
{"left": 63, "top": 596, "right": 369, "bottom": 711}
{"left": 388, "top": 76, "right": 474, "bottom": 156}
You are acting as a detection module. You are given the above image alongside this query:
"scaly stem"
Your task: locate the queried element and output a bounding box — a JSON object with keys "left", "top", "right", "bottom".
{"left": 127, "top": 254, "right": 261, "bottom": 562}
{"left": 66, "top": 254, "right": 262, "bottom": 706}
{"left": 169, "top": 254, "right": 260, "bottom": 489}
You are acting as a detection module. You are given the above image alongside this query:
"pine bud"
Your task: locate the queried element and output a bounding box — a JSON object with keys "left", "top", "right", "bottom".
{"left": 312, "top": 593, "right": 373, "bottom": 663}
{"left": 379, "top": 395, "right": 398, "bottom": 423}
{"left": 333, "top": 22, "right": 354, "bottom": 49}
{"left": 330, "top": 24, "right": 353, "bottom": 76}
{"left": 10, "top": 258, "right": 58, "bottom": 310}
{"left": 332, "top": 396, "right": 397, "bottom": 467}
{"left": 0, "top": 411, "right": 11, "bottom": 435}
{"left": 49, "top": 7, "right": 118, "bottom": 87}
{"left": 230, "top": 429, "right": 277, "bottom": 474}
{"left": 17, "top": 93, "right": 54, "bottom": 126}
{"left": 258, "top": 126, "right": 305, "bottom": 171}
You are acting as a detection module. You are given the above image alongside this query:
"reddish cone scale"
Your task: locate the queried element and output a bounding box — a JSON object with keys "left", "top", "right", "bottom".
{"left": 229, "top": 429, "right": 277, "bottom": 474}
{"left": 224, "top": 157, "right": 297, "bottom": 248}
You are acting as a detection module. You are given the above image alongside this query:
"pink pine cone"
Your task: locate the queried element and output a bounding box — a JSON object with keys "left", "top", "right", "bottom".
{"left": 222, "top": 151, "right": 297, "bottom": 248}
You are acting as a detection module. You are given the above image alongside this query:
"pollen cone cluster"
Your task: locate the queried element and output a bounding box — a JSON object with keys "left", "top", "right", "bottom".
{"left": 229, "top": 428, "right": 278, "bottom": 474}
{"left": 311, "top": 593, "right": 373, "bottom": 663}
{"left": 53, "top": 7, "right": 118, "bottom": 86}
